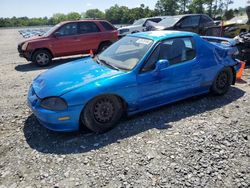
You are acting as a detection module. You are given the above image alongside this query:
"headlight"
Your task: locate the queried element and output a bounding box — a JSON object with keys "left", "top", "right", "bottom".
{"left": 21, "top": 42, "right": 29, "bottom": 51}
{"left": 40, "top": 97, "right": 67, "bottom": 111}
{"left": 119, "top": 29, "right": 129, "bottom": 35}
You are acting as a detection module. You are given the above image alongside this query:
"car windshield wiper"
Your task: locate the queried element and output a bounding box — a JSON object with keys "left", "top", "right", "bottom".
{"left": 96, "top": 56, "right": 120, "bottom": 71}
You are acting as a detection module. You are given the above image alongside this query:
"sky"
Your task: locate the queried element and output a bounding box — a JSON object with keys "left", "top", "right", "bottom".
{"left": 0, "top": 0, "right": 249, "bottom": 18}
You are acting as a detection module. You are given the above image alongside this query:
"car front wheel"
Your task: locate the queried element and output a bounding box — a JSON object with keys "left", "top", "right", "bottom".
{"left": 81, "top": 95, "right": 123, "bottom": 133}
{"left": 211, "top": 67, "right": 233, "bottom": 95}
{"left": 32, "top": 49, "right": 52, "bottom": 67}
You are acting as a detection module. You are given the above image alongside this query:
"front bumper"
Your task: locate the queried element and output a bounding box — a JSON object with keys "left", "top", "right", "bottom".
{"left": 17, "top": 44, "right": 32, "bottom": 61}
{"left": 27, "top": 87, "right": 83, "bottom": 132}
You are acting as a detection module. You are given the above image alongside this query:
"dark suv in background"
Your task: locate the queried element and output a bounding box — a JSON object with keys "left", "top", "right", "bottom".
{"left": 18, "top": 20, "right": 118, "bottom": 66}
{"left": 148, "top": 14, "right": 218, "bottom": 36}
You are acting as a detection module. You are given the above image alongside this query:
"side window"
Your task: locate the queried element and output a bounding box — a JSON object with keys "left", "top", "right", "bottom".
{"left": 149, "top": 18, "right": 162, "bottom": 23}
{"left": 100, "top": 21, "right": 115, "bottom": 31}
{"left": 141, "top": 45, "right": 161, "bottom": 72}
{"left": 56, "top": 23, "right": 78, "bottom": 36}
{"left": 162, "top": 37, "right": 196, "bottom": 65}
{"left": 78, "top": 22, "right": 100, "bottom": 34}
{"left": 180, "top": 16, "right": 200, "bottom": 28}
{"left": 200, "top": 16, "right": 213, "bottom": 26}
{"left": 141, "top": 37, "right": 196, "bottom": 72}
{"left": 201, "top": 16, "right": 212, "bottom": 23}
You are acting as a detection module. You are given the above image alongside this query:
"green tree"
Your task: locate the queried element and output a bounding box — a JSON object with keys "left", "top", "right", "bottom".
{"left": 178, "top": 0, "right": 191, "bottom": 13}
{"left": 67, "top": 12, "right": 81, "bottom": 20}
{"left": 85, "top": 9, "right": 105, "bottom": 19}
{"left": 155, "top": 0, "right": 179, "bottom": 15}
{"left": 105, "top": 4, "right": 130, "bottom": 24}
{"left": 128, "top": 4, "right": 156, "bottom": 22}
{"left": 224, "top": 9, "right": 234, "bottom": 20}
{"left": 188, "top": 0, "right": 206, "bottom": 14}
{"left": 52, "top": 13, "right": 67, "bottom": 23}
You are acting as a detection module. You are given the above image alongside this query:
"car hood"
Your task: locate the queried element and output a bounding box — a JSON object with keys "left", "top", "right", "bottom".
{"left": 32, "top": 57, "right": 124, "bottom": 98}
{"left": 148, "top": 23, "right": 173, "bottom": 31}
{"left": 152, "top": 25, "right": 166, "bottom": 30}
{"left": 118, "top": 25, "right": 141, "bottom": 30}
{"left": 20, "top": 36, "right": 48, "bottom": 44}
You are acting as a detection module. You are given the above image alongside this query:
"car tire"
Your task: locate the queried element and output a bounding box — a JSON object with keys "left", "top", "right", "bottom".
{"left": 32, "top": 49, "right": 52, "bottom": 67}
{"left": 211, "top": 67, "right": 233, "bottom": 95}
{"left": 97, "top": 42, "right": 111, "bottom": 54}
{"left": 81, "top": 95, "right": 123, "bottom": 133}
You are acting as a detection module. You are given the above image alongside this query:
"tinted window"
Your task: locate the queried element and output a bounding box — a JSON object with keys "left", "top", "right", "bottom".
{"left": 148, "top": 18, "right": 162, "bottom": 23}
{"left": 100, "top": 21, "right": 115, "bottom": 31}
{"left": 57, "top": 23, "right": 78, "bottom": 36}
{"left": 142, "top": 37, "right": 196, "bottom": 71}
{"left": 160, "top": 37, "right": 196, "bottom": 64}
{"left": 78, "top": 22, "right": 100, "bottom": 34}
{"left": 201, "top": 15, "right": 213, "bottom": 24}
{"left": 180, "top": 16, "right": 200, "bottom": 28}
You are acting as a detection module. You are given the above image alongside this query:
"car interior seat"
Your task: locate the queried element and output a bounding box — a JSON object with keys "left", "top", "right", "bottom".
{"left": 169, "top": 39, "right": 186, "bottom": 64}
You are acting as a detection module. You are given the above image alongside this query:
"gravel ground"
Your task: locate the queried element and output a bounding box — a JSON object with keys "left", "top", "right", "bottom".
{"left": 0, "top": 28, "right": 249, "bottom": 188}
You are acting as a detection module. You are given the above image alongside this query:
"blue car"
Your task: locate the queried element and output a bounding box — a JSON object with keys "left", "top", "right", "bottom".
{"left": 28, "top": 31, "right": 241, "bottom": 133}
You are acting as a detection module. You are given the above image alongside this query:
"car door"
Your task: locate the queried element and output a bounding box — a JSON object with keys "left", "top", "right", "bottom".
{"left": 78, "top": 22, "right": 101, "bottom": 53}
{"left": 176, "top": 15, "right": 201, "bottom": 33}
{"left": 49, "top": 22, "right": 81, "bottom": 57}
{"left": 200, "top": 15, "right": 217, "bottom": 36}
{"left": 137, "top": 37, "right": 202, "bottom": 109}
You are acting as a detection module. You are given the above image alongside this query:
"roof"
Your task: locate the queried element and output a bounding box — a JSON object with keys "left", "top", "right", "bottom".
{"left": 60, "top": 19, "right": 108, "bottom": 24}
{"left": 129, "top": 31, "right": 198, "bottom": 41}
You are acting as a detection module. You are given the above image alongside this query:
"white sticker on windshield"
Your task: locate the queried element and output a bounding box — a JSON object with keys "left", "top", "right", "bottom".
{"left": 136, "top": 38, "right": 151, "bottom": 45}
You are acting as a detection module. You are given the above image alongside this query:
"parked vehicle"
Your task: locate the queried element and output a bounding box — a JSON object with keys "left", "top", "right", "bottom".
{"left": 117, "top": 16, "right": 166, "bottom": 37}
{"left": 147, "top": 14, "right": 217, "bottom": 35}
{"left": 18, "top": 19, "right": 118, "bottom": 66}
{"left": 234, "top": 32, "right": 250, "bottom": 63}
{"left": 223, "top": 16, "right": 250, "bottom": 38}
{"left": 18, "top": 28, "right": 50, "bottom": 38}
{"left": 28, "top": 31, "right": 241, "bottom": 133}
{"left": 222, "top": 6, "right": 250, "bottom": 63}
{"left": 223, "top": 6, "right": 250, "bottom": 38}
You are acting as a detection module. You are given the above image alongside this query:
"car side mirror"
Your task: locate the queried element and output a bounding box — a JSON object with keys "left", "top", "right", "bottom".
{"left": 156, "top": 59, "right": 169, "bottom": 71}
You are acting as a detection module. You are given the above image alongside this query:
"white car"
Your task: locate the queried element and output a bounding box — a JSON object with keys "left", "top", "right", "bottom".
{"left": 118, "top": 17, "right": 166, "bottom": 37}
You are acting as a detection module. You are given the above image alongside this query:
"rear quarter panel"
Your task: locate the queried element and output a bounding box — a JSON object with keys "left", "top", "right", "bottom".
{"left": 194, "top": 36, "right": 228, "bottom": 87}
{"left": 95, "top": 21, "right": 118, "bottom": 43}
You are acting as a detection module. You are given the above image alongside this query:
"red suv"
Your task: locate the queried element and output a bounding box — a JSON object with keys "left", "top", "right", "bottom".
{"left": 18, "top": 20, "right": 118, "bottom": 66}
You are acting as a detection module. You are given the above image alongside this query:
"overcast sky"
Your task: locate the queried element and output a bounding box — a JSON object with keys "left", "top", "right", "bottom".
{"left": 0, "top": 0, "right": 248, "bottom": 18}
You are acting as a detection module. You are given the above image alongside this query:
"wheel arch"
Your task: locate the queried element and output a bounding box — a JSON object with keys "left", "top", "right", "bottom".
{"left": 98, "top": 41, "right": 112, "bottom": 48}
{"left": 79, "top": 93, "right": 128, "bottom": 129}
{"left": 31, "top": 48, "right": 54, "bottom": 60}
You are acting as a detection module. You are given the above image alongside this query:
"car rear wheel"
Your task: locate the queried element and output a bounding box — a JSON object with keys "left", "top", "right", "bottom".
{"left": 32, "top": 49, "right": 52, "bottom": 67}
{"left": 81, "top": 95, "right": 123, "bottom": 133}
{"left": 211, "top": 67, "right": 233, "bottom": 95}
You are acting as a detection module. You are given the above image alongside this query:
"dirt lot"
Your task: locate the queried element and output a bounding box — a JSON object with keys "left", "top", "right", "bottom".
{"left": 0, "top": 28, "right": 249, "bottom": 188}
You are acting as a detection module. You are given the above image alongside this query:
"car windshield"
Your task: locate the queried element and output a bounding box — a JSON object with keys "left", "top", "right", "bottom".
{"left": 133, "top": 19, "right": 146, "bottom": 26}
{"left": 43, "top": 23, "right": 62, "bottom": 37}
{"left": 98, "top": 36, "right": 153, "bottom": 71}
{"left": 158, "top": 16, "right": 182, "bottom": 27}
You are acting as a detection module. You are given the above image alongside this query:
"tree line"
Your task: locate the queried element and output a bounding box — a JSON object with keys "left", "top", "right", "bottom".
{"left": 0, "top": 0, "right": 247, "bottom": 27}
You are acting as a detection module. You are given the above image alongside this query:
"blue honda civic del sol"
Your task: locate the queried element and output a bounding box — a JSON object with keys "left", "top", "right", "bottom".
{"left": 28, "top": 31, "right": 241, "bottom": 133}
